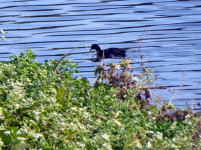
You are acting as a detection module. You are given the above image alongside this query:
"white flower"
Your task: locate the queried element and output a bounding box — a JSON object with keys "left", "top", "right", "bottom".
{"left": 147, "top": 141, "right": 152, "bottom": 149}
{"left": 4, "top": 131, "right": 10, "bottom": 135}
{"left": 34, "top": 133, "right": 43, "bottom": 139}
{"left": 17, "top": 137, "right": 26, "bottom": 141}
{"left": 0, "top": 139, "right": 4, "bottom": 146}
{"left": 155, "top": 132, "right": 163, "bottom": 140}
{"left": 101, "top": 134, "right": 110, "bottom": 141}
{"left": 83, "top": 112, "right": 90, "bottom": 118}
{"left": 170, "top": 144, "right": 178, "bottom": 149}
{"left": 33, "top": 111, "right": 40, "bottom": 115}
{"left": 71, "top": 107, "right": 77, "bottom": 111}
{"left": 103, "top": 143, "right": 113, "bottom": 150}
{"left": 77, "top": 142, "right": 85, "bottom": 148}
{"left": 15, "top": 104, "right": 20, "bottom": 109}
{"left": 49, "top": 97, "right": 56, "bottom": 103}
{"left": 20, "top": 128, "right": 29, "bottom": 134}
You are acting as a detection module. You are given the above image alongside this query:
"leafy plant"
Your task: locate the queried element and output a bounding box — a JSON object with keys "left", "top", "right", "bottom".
{"left": 95, "top": 58, "right": 153, "bottom": 106}
{"left": 0, "top": 50, "right": 200, "bottom": 149}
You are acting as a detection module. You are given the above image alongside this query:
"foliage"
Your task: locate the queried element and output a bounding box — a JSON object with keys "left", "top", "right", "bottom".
{"left": 95, "top": 59, "right": 153, "bottom": 105}
{"left": 0, "top": 50, "right": 200, "bottom": 149}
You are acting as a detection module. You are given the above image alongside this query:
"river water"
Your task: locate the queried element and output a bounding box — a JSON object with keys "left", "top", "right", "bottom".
{"left": 0, "top": 0, "right": 201, "bottom": 109}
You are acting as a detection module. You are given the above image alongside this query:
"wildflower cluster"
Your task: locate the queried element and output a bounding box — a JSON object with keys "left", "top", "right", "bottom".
{"left": 0, "top": 51, "right": 200, "bottom": 149}
{"left": 95, "top": 58, "right": 152, "bottom": 106}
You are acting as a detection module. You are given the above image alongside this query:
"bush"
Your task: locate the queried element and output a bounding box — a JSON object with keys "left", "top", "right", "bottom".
{"left": 0, "top": 50, "right": 200, "bottom": 149}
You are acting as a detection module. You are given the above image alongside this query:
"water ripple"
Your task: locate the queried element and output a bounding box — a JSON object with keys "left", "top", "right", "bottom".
{"left": 0, "top": 0, "right": 201, "bottom": 108}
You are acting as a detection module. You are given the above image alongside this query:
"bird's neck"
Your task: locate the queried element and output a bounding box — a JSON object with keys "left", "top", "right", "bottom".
{"left": 96, "top": 46, "right": 101, "bottom": 51}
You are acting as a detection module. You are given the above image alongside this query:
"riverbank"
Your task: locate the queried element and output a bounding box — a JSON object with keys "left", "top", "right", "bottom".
{"left": 0, "top": 50, "right": 200, "bottom": 149}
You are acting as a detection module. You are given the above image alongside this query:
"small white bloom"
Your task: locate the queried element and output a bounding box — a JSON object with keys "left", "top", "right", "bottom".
{"left": 17, "top": 137, "right": 26, "bottom": 141}
{"left": 71, "top": 107, "right": 77, "bottom": 111}
{"left": 101, "top": 134, "right": 110, "bottom": 141}
{"left": 34, "top": 133, "right": 43, "bottom": 139}
{"left": 20, "top": 128, "right": 29, "bottom": 134}
{"left": 0, "top": 139, "right": 4, "bottom": 146}
{"left": 33, "top": 111, "right": 40, "bottom": 115}
{"left": 132, "top": 76, "right": 138, "bottom": 81}
{"left": 49, "top": 97, "right": 56, "bottom": 103}
{"left": 147, "top": 141, "right": 152, "bottom": 149}
{"left": 77, "top": 142, "right": 85, "bottom": 148}
{"left": 155, "top": 132, "right": 163, "bottom": 140}
{"left": 148, "top": 111, "right": 152, "bottom": 115}
{"left": 83, "top": 112, "right": 90, "bottom": 118}
{"left": 15, "top": 104, "right": 20, "bottom": 109}
{"left": 170, "top": 144, "right": 178, "bottom": 149}
{"left": 4, "top": 131, "right": 10, "bottom": 135}
{"left": 103, "top": 143, "right": 113, "bottom": 150}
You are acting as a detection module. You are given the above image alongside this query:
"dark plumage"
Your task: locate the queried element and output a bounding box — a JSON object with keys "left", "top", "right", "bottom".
{"left": 90, "top": 44, "right": 126, "bottom": 61}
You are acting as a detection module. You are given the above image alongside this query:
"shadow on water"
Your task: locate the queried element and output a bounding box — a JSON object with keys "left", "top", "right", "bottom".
{"left": 0, "top": 0, "right": 201, "bottom": 109}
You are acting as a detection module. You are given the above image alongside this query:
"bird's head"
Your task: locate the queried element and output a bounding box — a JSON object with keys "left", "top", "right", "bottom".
{"left": 90, "top": 44, "right": 101, "bottom": 51}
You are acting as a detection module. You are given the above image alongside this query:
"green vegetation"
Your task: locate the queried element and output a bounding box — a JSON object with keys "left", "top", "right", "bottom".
{"left": 0, "top": 50, "right": 200, "bottom": 149}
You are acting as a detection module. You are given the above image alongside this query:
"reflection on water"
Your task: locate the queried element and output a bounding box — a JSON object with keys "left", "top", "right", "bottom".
{"left": 0, "top": 0, "right": 201, "bottom": 109}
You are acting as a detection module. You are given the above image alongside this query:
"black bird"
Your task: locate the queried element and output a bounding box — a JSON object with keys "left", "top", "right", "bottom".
{"left": 90, "top": 44, "right": 126, "bottom": 61}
